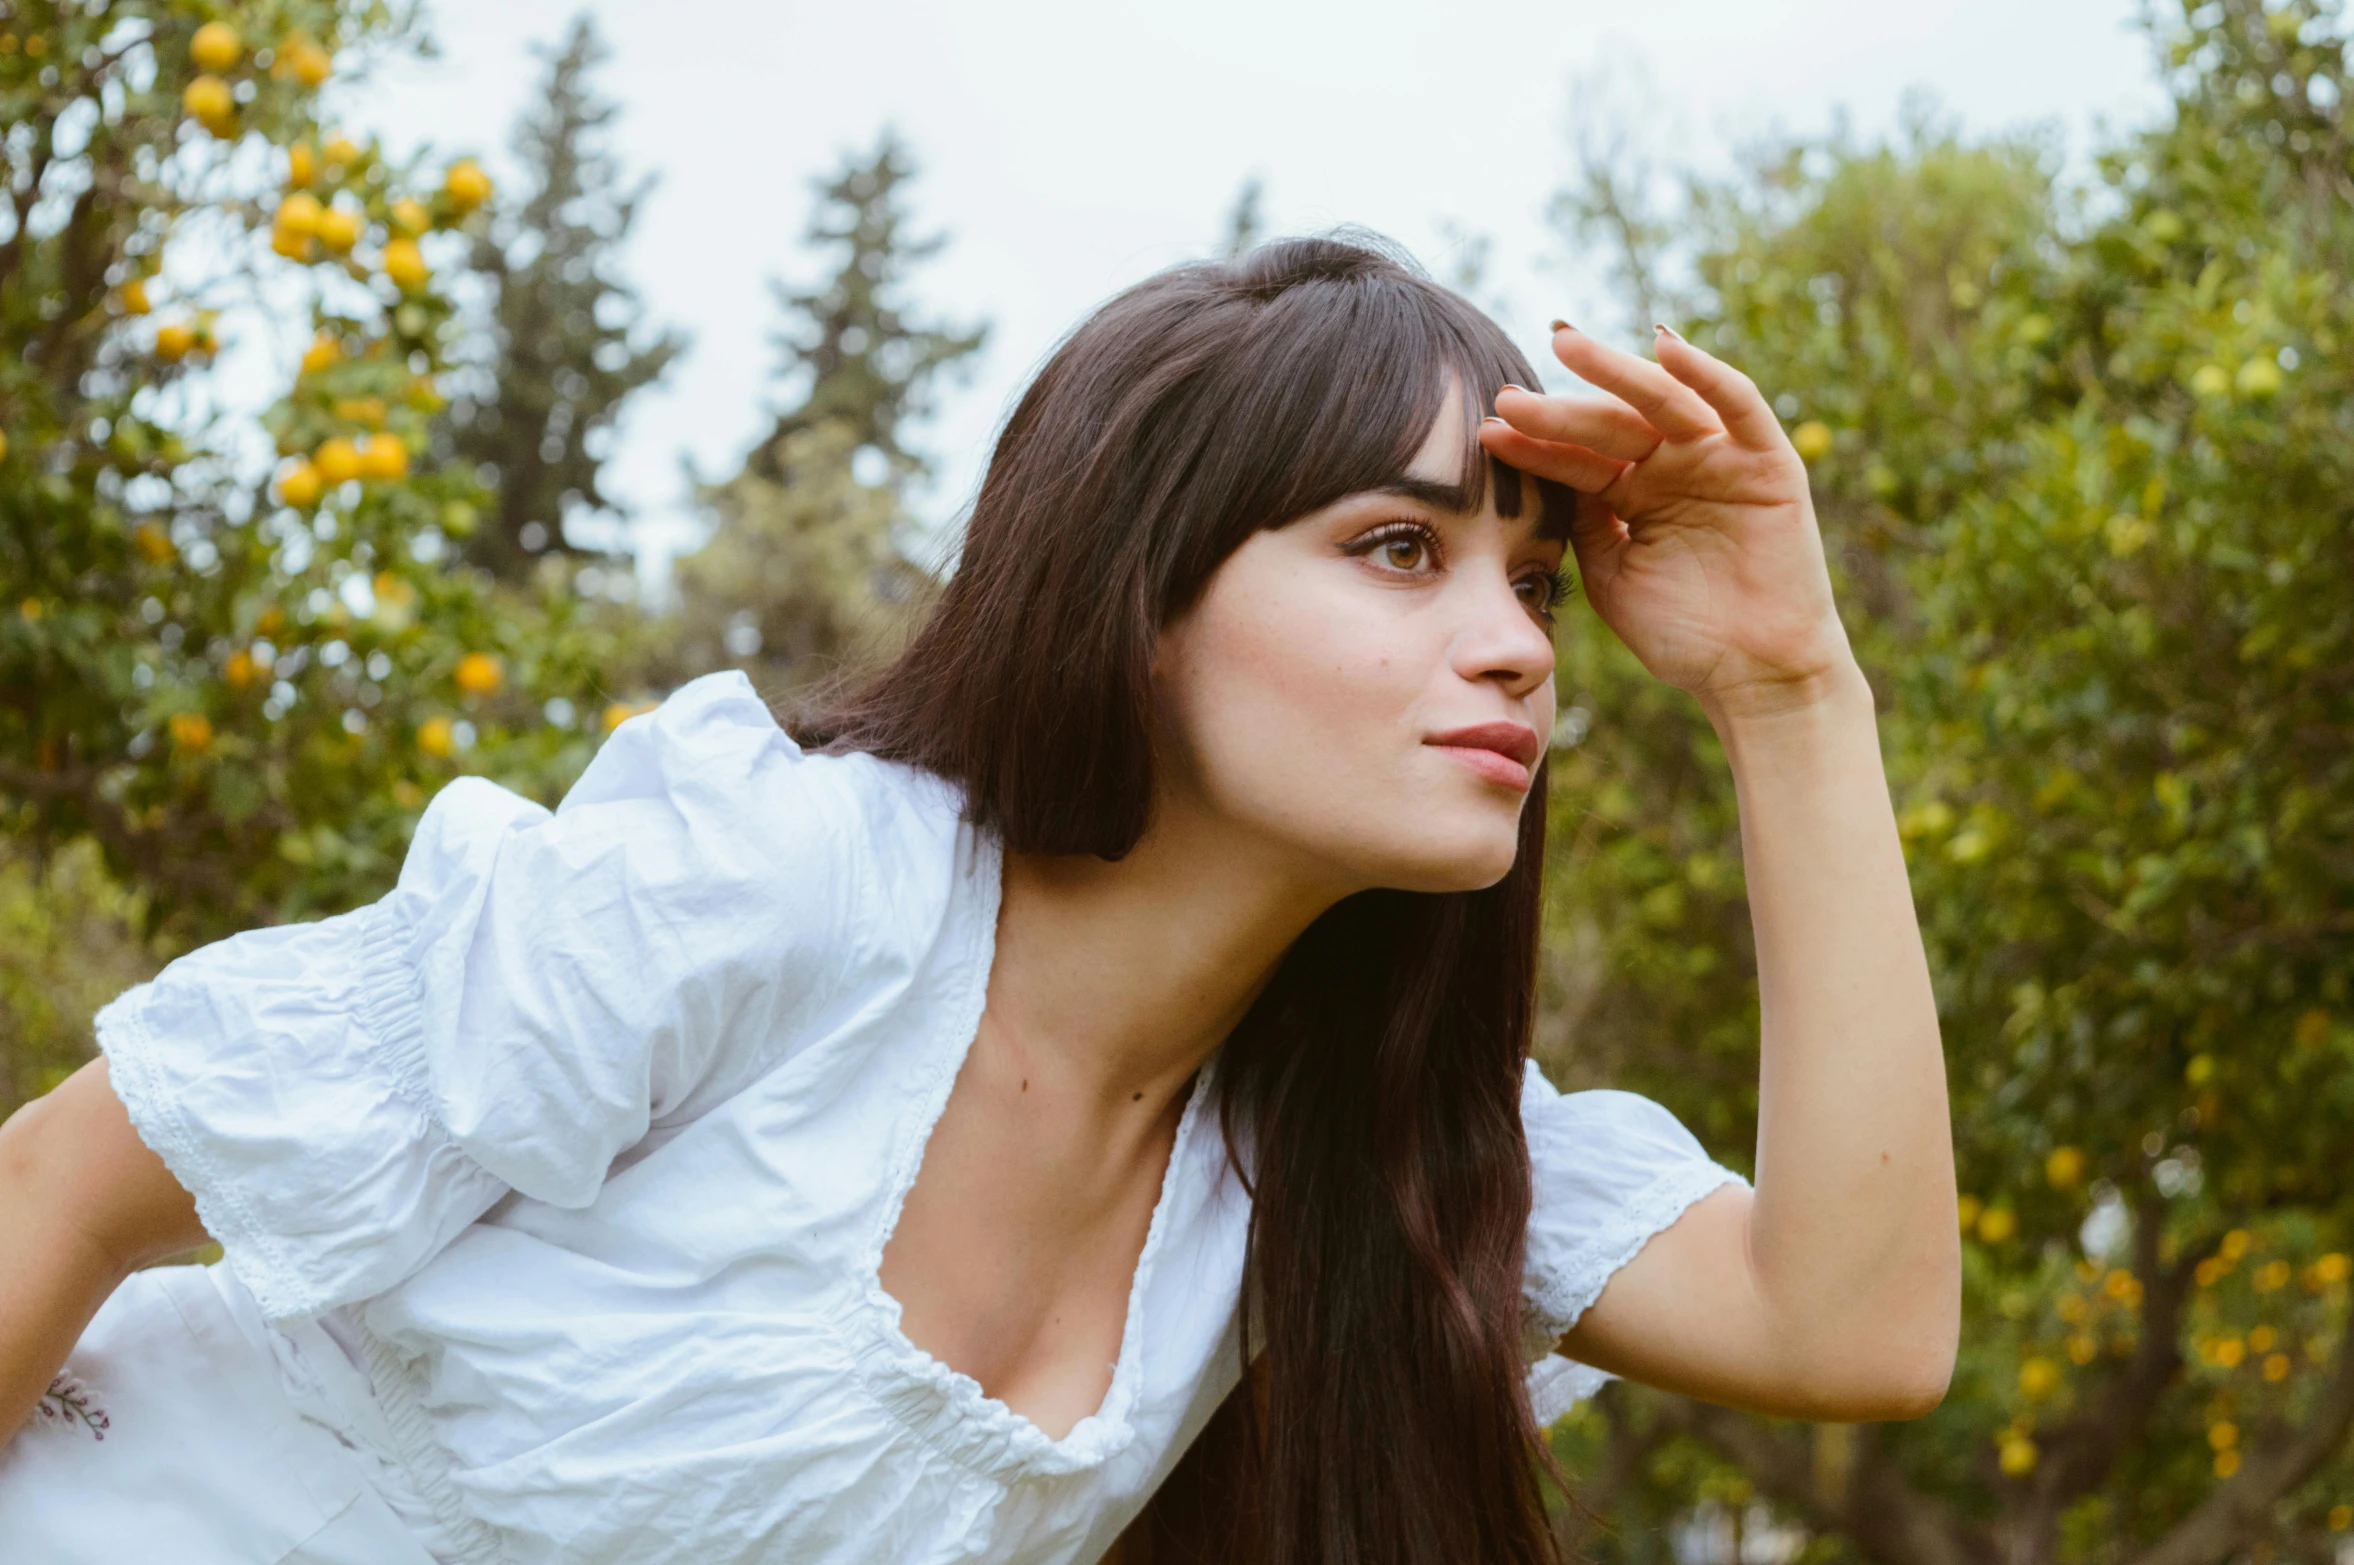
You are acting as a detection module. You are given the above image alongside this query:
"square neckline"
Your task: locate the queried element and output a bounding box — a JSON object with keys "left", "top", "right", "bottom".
{"left": 840, "top": 811, "right": 1222, "bottom": 1482}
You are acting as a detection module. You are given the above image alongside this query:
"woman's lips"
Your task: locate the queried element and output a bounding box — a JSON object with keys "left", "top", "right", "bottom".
{"left": 1423, "top": 722, "right": 1541, "bottom": 791}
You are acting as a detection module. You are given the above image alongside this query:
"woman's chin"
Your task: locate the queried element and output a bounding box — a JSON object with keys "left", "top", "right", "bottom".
{"left": 1348, "top": 823, "right": 1524, "bottom": 896}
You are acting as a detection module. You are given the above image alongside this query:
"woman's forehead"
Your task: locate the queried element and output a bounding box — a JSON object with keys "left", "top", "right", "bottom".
{"left": 1392, "top": 391, "right": 1566, "bottom": 542}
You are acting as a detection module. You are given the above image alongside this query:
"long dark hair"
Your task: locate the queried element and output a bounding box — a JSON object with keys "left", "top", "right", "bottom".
{"left": 796, "top": 232, "right": 1576, "bottom": 1564}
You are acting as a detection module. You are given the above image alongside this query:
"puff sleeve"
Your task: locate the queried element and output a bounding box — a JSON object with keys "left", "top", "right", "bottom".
{"left": 1518, "top": 1059, "right": 1751, "bottom": 1422}
{"left": 94, "top": 670, "right": 871, "bottom": 1329}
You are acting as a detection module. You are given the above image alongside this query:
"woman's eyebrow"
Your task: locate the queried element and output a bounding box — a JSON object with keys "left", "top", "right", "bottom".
{"left": 1368, "top": 476, "right": 1479, "bottom": 514}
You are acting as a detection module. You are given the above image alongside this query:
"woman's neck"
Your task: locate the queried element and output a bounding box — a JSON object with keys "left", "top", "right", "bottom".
{"left": 987, "top": 794, "right": 1343, "bottom": 1117}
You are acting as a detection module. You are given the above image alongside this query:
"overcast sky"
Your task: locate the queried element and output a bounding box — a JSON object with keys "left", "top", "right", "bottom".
{"left": 339, "top": 0, "right": 2166, "bottom": 593}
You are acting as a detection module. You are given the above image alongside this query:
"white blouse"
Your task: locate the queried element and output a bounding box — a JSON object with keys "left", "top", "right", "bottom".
{"left": 93, "top": 668, "right": 1749, "bottom": 1565}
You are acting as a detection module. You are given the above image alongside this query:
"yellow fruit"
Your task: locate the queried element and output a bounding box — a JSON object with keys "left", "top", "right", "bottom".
{"left": 275, "top": 192, "right": 323, "bottom": 236}
{"left": 2017, "top": 1357, "right": 2060, "bottom": 1401}
{"left": 2208, "top": 1421, "right": 2238, "bottom": 1451}
{"left": 277, "top": 34, "right": 333, "bottom": 87}
{"left": 359, "top": 433, "right": 409, "bottom": 480}
{"left": 190, "top": 20, "right": 242, "bottom": 72}
{"left": 2044, "top": 1146, "right": 2085, "bottom": 1188}
{"left": 275, "top": 461, "right": 322, "bottom": 507}
{"left": 323, "top": 134, "right": 362, "bottom": 168}
{"left": 2213, "top": 1450, "right": 2240, "bottom": 1478}
{"left": 1976, "top": 1207, "right": 2017, "bottom": 1244}
{"left": 182, "top": 75, "right": 235, "bottom": 131}
{"left": 453, "top": 652, "right": 503, "bottom": 697}
{"left": 315, "top": 207, "right": 361, "bottom": 254}
{"left": 382, "top": 237, "right": 428, "bottom": 290}
{"left": 301, "top": 334, "right": 341, "bottom": 375}
{"left": 1791, "top": 420, "right": 1834, "bottom": 462}
{"left": 1997, "top": 1436, "right": 2037, "bottom": 1477}
{"left": 168, "top": 712, "right": 215, "bottom": 755}
{"left": 1957, "top": 1195, "right": 1982, "bottom": 1233}
{"left": 2331, "top": 1502, "right": 2352, "bottom": 1531}
{"left": 416, "top": 716, "right": 455, "bottom": 758}
{"left": 2185, "top": 1053, "right": 2216, "bottom": 1085}
{"left": 120, "top": 278, "right": 151, "bottom": 314}
{"left": 390, "top": 198, "right": 430, "bottom": 235}
{"left": 270, "top": 227, "right": 312, "bottom": 260}
{"left": 333, "top": 396, "right": 388, "bottom": 427}
{"left": 2190, "top": 364, "right": 2232, "bottom": 397}
{"left": 313, "top": 437, "right": 364, "bottom": 484}
{"left": 133, "top": 521, "right": 176, "bottom": 564}
{"left": 443, "top": 158, "right": 492, "bottom": 212}
{"left": 288, "top": 142, "right": 317, "bottom": 187}
{"left": 224, "top": 649, "right": 258, "bottom": 689}
{"left": 155, "top": 322, "right": 197, "bottom": 361}
{"left": 2264, "top": 1353, "right": 2291, "bottom": 1381}
{"left": 2235, "top": 357, "right": 2282, "bottom": 397}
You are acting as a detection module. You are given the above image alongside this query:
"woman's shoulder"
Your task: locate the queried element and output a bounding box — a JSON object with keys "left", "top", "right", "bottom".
{"left": 414, "top": 669, "right": 973, "bottom": 917}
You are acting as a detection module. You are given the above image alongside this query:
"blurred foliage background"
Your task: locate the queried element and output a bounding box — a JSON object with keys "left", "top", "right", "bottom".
{"left": 1, "top": 2, "right": 2348, "bottom": 1563}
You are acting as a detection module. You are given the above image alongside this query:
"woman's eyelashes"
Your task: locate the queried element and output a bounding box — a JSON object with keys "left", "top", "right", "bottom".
{"left": 1342, "top": 519, "right": 1571, "bottom": 622}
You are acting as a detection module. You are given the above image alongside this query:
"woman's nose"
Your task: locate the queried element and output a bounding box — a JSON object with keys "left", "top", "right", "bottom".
{"left": 1448, "top": 568, "right": 1556, "bottom": 699}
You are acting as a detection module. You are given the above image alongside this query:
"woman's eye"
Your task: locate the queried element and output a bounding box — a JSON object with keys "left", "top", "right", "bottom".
{"left": 1380, "top": 535, "right": 1428, "bottom": 570}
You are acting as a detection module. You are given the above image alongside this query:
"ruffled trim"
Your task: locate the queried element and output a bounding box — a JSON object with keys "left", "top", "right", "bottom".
{"left": 1525, "top": 1353, "right": 1613, "bottom": 1427}
{"left": 96, "top": 982, "right": 322, "bottom": 1325}
{"left": 1523, "top": 1160, "right": 1750, "bottom": 1347}
{"left": 92, "top": 895, "right": 474, "bottom": 1332}
{"left": 838, "top": 818, "right": 1219, "bottom": 1483}
{"left": 347, "top": 1316, "right": 521, "bottom": 1565}
{"left": 354, "top": 889, "right": 445, "bottom": 1122}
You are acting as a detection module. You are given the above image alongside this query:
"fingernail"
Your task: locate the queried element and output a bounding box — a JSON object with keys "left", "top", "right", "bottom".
{"left": 1500, "top": 382, "right": 1527, "bottom": 394}
{"left": 1654, "top": 322, "right": 1685, "bottom": 342}
{"left": 1549, "top": 319, "right": 1575, "bottom": 334}
{"left": 1481, "top": 415, "right": 1506, "bottom": 426}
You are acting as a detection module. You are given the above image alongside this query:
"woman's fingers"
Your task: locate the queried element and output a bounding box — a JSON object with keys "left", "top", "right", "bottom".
{"left": 1490, "top": 385, "right": 1661, "bottom": 464}
{"left": 1650, "top": 328, "right": 1786, "bottom": 452}
{"left": 1548, "top": 324, "right": 1721, "bottom": 442}
{"left": 1477, "top": 419, "right": 1627, "bottom": 493}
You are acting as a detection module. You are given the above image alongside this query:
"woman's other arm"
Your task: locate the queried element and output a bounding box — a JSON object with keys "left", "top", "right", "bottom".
{"left": 1484, "top": 327, "right": 1958, "bottom": 1422}
{"left": 0, "top": 1058, "right": 208, "bottom": 1439}
{"left": 1560, "top": 663, "right": 1958, "bottom": 1421}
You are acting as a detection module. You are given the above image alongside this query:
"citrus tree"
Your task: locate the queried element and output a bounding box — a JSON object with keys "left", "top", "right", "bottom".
{"left": 1538, "top": 3, "right": 2354, "bottom": 1560}
{"left": 0, "top": 0, "right": 665, "bottom": 994}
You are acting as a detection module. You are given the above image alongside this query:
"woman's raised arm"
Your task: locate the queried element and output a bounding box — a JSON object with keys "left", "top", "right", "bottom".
{"left": 1483, "top": 326, "right": 1959, "bottom": 1421}
{"left": 0, "top": 1058, "right": 209, "bottom": 1441}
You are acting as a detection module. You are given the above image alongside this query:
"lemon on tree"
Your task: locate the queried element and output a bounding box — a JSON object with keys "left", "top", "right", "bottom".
{"left": 182, "top": 75, "right": 234, "bottom": 135}
{"left": 360, "top": 434, "right": 409, "bottom": 481}
{"left": 313, "top": 437, "right": 364, "bottom": 484}
{"left": 316, "top": 206, "right": 362, "bottom": 254}
{"left": 189, "top": 21, "right": 242, "bottom": 72}
{"left": 275, "top": 460, "right": 323, "bottom": 508}
{"left": 443, "top": 158, "right": 493, "bottom": 212}
{"left": 382, "top": 237, "right": 428, "bottom": 290}
{"left": 453, "top": 652, "right": 503, "bottom": 697}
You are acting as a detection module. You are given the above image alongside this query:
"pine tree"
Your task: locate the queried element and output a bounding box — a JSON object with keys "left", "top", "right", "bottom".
{"left": 671, "top": 131, "right": 983, "bottom": 697}
{"left": 445, "top": 13, "right": 683, "bottom": 584}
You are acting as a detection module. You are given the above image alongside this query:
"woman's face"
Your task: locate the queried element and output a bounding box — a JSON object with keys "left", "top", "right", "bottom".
{"left": 1152, "top": 389, "right": 1565, "bottom": 897}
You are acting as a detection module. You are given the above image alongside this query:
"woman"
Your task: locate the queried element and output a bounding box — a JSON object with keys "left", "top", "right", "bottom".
{"left": 0, "top": 235, "right": 1957, "bottom": 1564}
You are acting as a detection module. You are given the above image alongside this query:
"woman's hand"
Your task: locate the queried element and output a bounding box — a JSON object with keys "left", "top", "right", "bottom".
{"left": 1478, "top": 324, "right": 1855, "bottom": 723}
